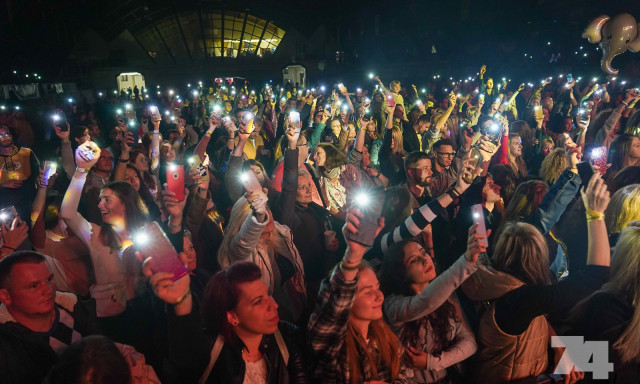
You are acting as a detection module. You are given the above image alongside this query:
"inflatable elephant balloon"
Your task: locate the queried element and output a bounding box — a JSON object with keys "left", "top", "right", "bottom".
{"left": 582, "top": 13, "right": 640, "bottom": 76}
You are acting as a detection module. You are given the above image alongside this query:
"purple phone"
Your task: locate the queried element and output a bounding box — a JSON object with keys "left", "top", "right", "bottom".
{"left": 471, "top": 204, "right": 488, "bottom": 247}
{"left": 345, "top": 189, "right": 385, "bottom": 247}
{"left": 134, "top": 222, "right": 187, "bottom": 282}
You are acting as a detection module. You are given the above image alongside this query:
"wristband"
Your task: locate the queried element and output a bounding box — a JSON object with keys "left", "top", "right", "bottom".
{"left": 174, "top": 289, "right": 191, "bottom": 306}
{"left": 1, "top": 245, "right": 16, "bottom": 252}
{"left": 206, "top": 131, "right": 213, "bottom": 137}
{"left": 446, "top": 187, "right": 461, "bottom": 199}
{"left": 586, "top": 209, "right": 605, "bottom": 222}
{"left": 118, "top": 158, "right": 130, "bottom": 163}
{"left": 340, "top": 260, "right": 360, "bottom": 271}
{"left": 61, "top": 138, "right": 70, "bottom": 144}
{"left": 76, "top": 167, "right": 88, "bottom": 173}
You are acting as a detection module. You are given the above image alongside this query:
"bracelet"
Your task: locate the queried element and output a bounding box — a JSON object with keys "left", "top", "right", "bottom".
{"left": 586, "top": 209, "right": 605, "bottom": 222}
{"left": 340, "top": 260, "right": 360, "bottom": 271}
{"left": 61, "top": 138, "right": 70, "bottom": 144}
{"left": 174, "top": 289, "right": 191, "bottom": 306}
{"left": 1, "top": 245, "right": 16, "bottom": 252}
{"left": 76, "top": 167, "right": 88, "bottom": 173}
{"left": 206, "top": 131, "right": 213, "bottom": 137}
{"left": 118, "top": 158, "right": 130, "bottom": 163}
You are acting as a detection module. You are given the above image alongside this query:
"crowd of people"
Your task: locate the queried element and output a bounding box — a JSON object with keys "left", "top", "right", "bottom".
{"left": 1, "top": 63, "right": 640, "bottom": 384}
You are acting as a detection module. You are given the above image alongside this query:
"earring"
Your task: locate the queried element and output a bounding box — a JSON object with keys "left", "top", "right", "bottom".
{"left": 233, "top": 321, "right": 239, "bottom": 326}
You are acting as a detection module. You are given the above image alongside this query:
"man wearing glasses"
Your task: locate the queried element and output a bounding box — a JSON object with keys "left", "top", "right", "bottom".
{"left": 430, "top": 138, "right": 471, "bottom": 198}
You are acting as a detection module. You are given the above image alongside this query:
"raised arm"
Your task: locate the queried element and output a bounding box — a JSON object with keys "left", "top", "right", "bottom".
{"left": 113, "top": 132, "right": 134, "bottom": 182}
{"left": 434, "top": 93, "right": 457, "bottom": 132}
{"left": 54, "top": 125, "right": 76, "bottom": 180}
{"left": 60, "top": 142, "right": 101, "bottom": 247}
{"left": 150, "top": 120, "right": 161, "bottom": 172}
{"left": 193, "top": 113, "right": 221, "bottom": 161}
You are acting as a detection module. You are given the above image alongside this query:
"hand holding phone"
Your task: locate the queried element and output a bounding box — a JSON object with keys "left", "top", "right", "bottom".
{"left": 134, "top": 222, "right": 187, "bottom": 282}
{"left": 289, "top": 111, "right": 301, "bottom": 132}
{"left": 0, "top": 206, "right": 18, "bottom": 226}
{"left": 241, "top": 170, "right": 262, "bottom": 194}
{"left": 386, "top": 94, "right": 396, "bottom": 107}
{"left": 345, "top": 189, "right": 385, "bottom": 247}
{"left": 166, "top": 164, "right": 186, "bottom": 201}
{"left": 188, "top": 155, "right": 209, "bottom": 183}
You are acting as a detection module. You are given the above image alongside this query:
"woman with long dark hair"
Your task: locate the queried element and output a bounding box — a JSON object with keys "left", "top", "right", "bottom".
{"left": 60, "top": 142, "right": 151, "bottom": 319}
{"left": 379, "top": 227, "right": 486, "bottom": 383}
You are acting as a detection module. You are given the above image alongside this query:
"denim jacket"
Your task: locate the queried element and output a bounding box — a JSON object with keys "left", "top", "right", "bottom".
{"left": 522, "top": 168, "right": 581, "bottom": 235}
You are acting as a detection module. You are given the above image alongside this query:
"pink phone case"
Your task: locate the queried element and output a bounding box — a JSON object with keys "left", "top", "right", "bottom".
{"left": 386, "top": 94, "right": 396, "bottom": 107}
{"left": 136, "top": 222, "right": 187, "bottom": 282}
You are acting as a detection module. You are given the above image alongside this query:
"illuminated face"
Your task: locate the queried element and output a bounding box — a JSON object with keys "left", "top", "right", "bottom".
{"left": 161, "top": 143, "right": 176, "bottom": 162}
{"left": 486, "top": 78, "right": 494, "bottom": 90}
{"left": 330, "top": 120, "right": 342, "bottom": 136}
{"left": 313, "top": 147, "right": 326, "bottom": 168}
{"left": 296, "top": 175, "right": 313, "bottom": 204}
{"left": 509, "top": 136, "right": 523, "bottom": 157}
{"left": 409, "top": 158, "right": 433, "bottom": 187}
{"left": 0, "top": 127, "right": 13, "bottom": 147}
{"left": 562, "top": 118, "right": 573, "bottom": 133}
{"left": 98, "top": 188, "right": 126, "bottom": 225}
{"left": 95, "top": 150, "right": 114, "bottom": 173}
{"left": 436, "top": 145, "right": 454, "bottom": 168}
{"left": 402, "top": 242, "right": 436, "bottom": 285}
{"left": 347, "top": 124, "right": 357, "bottom": 141}
{"left": 630, "top": 137, "right": 640, "bottom": 160}
{"left": 482, "top": 177, "right": 502, "bottom": 203}
{"left": 227, "top": 279, "right": 279, "bottom": 336}
{"left": 124, "top": 167, "right": 141, "bottom": 191}
{"left": 0, "top": 262, "right": 56, "bottom": 319}
{"left": 133, "top": 153, "right": 149, "bottom": 173}
{"left": 542, "top": 142, "right": 554, "bottom": 157}
{"left": 181, "top": 235, "right": 197, "bottom": 272}
{"left": 351, "top": 268, "right": 384, "bottom": 322}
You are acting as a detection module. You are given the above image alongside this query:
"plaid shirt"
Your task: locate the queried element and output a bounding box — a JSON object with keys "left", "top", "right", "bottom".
{"left": 308, "top": 267, "right": 411, "bottom": 384}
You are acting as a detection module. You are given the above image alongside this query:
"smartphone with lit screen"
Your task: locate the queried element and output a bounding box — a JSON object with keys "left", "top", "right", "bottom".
{"left": 471, "top": 204, "right": 488, "bottom": 248}
{"left": 345, "top": 188, "right": 385, "bottom": 247}
{"left": 133, "top": 222, "right": 187, "bottom": 282}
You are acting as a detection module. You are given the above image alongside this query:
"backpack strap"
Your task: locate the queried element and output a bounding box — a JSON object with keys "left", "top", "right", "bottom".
{"left": 198, "top": 335, "right": 225, "bottom": 384}
{"left": 274, "top": 329, "right": 289, "bottom": 366}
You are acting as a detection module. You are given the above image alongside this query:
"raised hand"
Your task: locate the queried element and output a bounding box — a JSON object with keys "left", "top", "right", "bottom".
{"left": 464, "top": 224, "right": 489, "bottom": 263}
{"left": 580, "top": 173, "right": 610, "bottom": 214}
{"left": 75, "top": 141, "right": 101, "bottom": 170}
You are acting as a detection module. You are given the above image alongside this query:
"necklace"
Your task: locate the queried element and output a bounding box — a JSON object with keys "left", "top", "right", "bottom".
{"left": 242, "top": 348, "right": 263, "bottom": 362}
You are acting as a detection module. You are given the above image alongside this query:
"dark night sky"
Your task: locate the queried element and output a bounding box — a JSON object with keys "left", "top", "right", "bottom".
{"left": 2, "top": 0, "right": 640, "bottom": 80}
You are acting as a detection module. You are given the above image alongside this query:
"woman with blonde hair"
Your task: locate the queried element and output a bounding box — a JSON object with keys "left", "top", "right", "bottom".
{"left": 539, "top": 148, "right": 568, "bottom": 185}
{"left": 217, "top": 190, "right": 306, "bottom": 322}
{"left": 378, "top": 104, "right": 407, "bottom": 185}
{"left": 571, "top": 222, "right": 640, "bottom": 383}
{"left": 604, "top": 184, "right": 640, "bottom": 247}
{"left": 462, "top": 174, "right": 611, "bottom": 384}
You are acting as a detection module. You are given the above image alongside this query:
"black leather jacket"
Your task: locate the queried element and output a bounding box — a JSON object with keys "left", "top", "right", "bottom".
{"left": 166, "top": 308, "right": 309, "bottom": 384}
